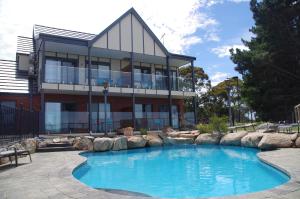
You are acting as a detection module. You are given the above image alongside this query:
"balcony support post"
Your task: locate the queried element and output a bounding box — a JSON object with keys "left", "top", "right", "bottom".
{"left": 88, "top": 46, "right": 92, "bottom": 134}
{"left": 191, "top": 60, "right": 197, "bottom": 125}
{"left": 130, "top": 52, "right": 136, "bottom": 129}
{"left": 39, "top": 41, "right": 46, "bottom": 134}
{"left": 167, "top": 56, "right": 172, "bottom": 127}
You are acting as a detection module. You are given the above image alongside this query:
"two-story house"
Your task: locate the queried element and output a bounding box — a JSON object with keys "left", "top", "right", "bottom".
{"left": 0, "top": 8, "right": 197, "bottom": 134}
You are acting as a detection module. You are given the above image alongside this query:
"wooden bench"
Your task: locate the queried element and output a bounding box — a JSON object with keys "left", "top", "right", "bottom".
{"left": 0, "top": 148, "right": 32, "bottom": 167}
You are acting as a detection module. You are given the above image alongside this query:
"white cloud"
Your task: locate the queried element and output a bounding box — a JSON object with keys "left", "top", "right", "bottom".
{"left": 211, "top": 44, "right": 248, "bottom": 58}
{"left": 0, "top": 0, "right": 221, "bottom": 60}
{"left": 210, "top": 71, "right": 229, "bottom": 86}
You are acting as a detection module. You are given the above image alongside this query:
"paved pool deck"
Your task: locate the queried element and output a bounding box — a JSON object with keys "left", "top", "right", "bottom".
{"left": 0, "top": 148, "right": 300, "bottom": 199}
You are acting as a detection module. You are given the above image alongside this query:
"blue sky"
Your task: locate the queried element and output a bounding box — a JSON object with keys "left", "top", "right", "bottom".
{"left": 190, "top": 1, "right": 254, "bottom": 85}
{"left": 0, "top": 0, "right": 253, "bottom": 86}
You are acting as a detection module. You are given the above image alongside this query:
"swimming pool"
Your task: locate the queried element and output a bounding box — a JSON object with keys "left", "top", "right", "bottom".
{"left": 73, "top": 145, "right": 289, "bottom": 198}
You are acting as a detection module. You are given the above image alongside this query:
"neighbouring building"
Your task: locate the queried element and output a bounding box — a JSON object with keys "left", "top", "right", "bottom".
{"left": 0, "top": 8, "right": 197, "bottom": 134}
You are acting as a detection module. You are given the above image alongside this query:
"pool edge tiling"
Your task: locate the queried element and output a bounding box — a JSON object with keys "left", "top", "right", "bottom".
{"left": 72, "top": 146, "right": 290, "bottom": 198}
{"left": 1, "top": 149, "right": 300, "bottom": 199}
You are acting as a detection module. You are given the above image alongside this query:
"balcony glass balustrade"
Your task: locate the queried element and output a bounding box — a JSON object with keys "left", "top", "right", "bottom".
{"left": 44, "top": 65, "right": 193, "bottom": 91}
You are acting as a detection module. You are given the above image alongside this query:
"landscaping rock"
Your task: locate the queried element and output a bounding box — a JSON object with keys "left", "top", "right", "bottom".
{"left": 167, "top": 137, "right": 194, "bottom": 145}
{"left": 220, "top": 131, "right": 248, "bottom": 146}
{"left": 179, "top": 131, "right": 200, "bottom": 140}
{"left": 127, "top": 136, "right": 147, "bottom": 149}
{"left": 195, "top": 133, "right": 222, "bottom": 145}
{"left": 144, "top": 134, "right": 163, "bottom": 147}
{"left": 94, "top": 137, "right": 114, "bottom": 152}
{"left": 241, "top": 132, "right": 265, "bottom": 148}
{"left": 162, "top": 126, "right": 175, "bottom": 134}
{"left": 21, "top": 138, "right": 37, "bottom": 153}
{"left": 168, "top": 132, "right": 181, "bottom": 137}
{"left": 112, "top": 136, "right": 127, "bottom": 151}
{"left": 73, "top": 137, "right": 93, "bottom": 151}
{"left": 295, "top": 136, "right": 300, "bottom": 148}
{"left": 122, "top": 127, "right": 134, "bottom": 136}
{"left": 258, "top": 133, "right": 297, "bottom": 150}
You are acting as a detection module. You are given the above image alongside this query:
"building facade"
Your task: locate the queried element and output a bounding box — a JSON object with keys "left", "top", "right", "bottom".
{"left": 0, "top": 8, "right": 197, "bottom": 134}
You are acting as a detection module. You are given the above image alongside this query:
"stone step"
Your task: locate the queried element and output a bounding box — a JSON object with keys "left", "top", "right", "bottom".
{"left": 46, "top": 143, "right": 71, "bottom": 148}
{"left": 36, "top": 146, "right": 75, "bottom": 153}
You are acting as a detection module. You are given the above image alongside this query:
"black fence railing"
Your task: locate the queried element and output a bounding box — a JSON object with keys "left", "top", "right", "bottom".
{"left": 0, "top": 105, "right": 39, "bottom": 138}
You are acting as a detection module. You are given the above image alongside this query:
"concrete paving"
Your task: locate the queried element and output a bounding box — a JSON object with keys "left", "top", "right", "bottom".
{"left": 0, "top": 148, "right": 300, "bottom": 199}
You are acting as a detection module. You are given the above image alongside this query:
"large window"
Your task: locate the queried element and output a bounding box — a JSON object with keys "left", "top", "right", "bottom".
{"left": 134, "top": 67, "right": 151, "bottom": 89}
{"left": 155, "top": 69, "right": 167, "bottom": 90}
{"left": 45, "top": 58, "right": 77, "bottom": 84}
{"left": 88, "top": 61, "right": 110, "bottom": 86}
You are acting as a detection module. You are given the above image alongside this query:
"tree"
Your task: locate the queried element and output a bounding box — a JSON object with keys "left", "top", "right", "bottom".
{"left": 178, "top": 65, "right": 209, "bottom": 113}
{"left": 230, "top": 0, "right": 300, "bottom": 122}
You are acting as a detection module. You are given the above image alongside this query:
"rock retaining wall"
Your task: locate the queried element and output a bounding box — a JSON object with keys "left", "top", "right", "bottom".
{"left": 2, "top": 131, "right": 299, "bottom": 163}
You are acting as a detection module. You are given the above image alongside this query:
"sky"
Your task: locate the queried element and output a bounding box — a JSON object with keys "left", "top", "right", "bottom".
{"left": 0, "top": 0, "right": 253, "bottom": 86}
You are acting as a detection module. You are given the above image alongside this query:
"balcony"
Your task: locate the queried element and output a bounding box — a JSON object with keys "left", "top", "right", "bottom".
{"left": 42, "top": 65, "right": 195, "bottom": 96}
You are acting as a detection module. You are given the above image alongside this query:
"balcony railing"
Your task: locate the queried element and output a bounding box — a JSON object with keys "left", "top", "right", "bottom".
{"left": 44, "top": 65, "right": 193, "bottom": 91}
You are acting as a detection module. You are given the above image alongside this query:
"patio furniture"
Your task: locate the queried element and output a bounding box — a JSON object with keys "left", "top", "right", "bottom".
{"left": 0, "top": 147, "right": 31, "bottom": 167}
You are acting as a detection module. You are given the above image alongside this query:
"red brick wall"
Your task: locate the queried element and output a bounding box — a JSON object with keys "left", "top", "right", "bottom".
{"left": 0, "top": 94, "right": 40, "bottom": 111}
{"left": 0, "top": 93, "right": 184, "bottom": 115}
{"left": 44, "top": 94, "right": 184, "bottom": 113}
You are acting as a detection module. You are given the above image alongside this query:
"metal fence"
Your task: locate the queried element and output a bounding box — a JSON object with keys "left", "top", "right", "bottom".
{"left": 0, "top": 105, "right": 39, "bottom": 138}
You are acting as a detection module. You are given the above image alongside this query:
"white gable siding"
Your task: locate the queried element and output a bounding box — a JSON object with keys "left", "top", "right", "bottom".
{"left": 155, "top": 42, "right": 166, "bottom": 57}
{"left": 108, "top": 24, "right": 120, "bottom": 50}
{"left": 132, "top": 15, "right": 143, "bottom": 54}
{"left": 93, "top": 33, "right": 107, "bottom": 48}
{"left": 144, "top": 29, "right": 154, "bottom": 55}
{"left": 120, "top": 14, "right": 132, "bottom": 52}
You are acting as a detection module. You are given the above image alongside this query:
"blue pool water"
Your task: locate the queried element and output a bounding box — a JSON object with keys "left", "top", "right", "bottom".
{"left": 73, "top": 145, "right": 289, "bottom": 198}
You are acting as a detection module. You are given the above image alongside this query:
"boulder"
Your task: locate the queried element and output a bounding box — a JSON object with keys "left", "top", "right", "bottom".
{"left": 8, "top": 143, "right": 25, "bottom": 151}
{"left": 122, "top": 127, "right": 134, "bottom": 136}
{"left": 127, "top": 136, "right": 147, "bottom": 149}
{"left": 21, "top": 138, "right": 37, "bottom": 153}
{"left": 256, "top": 122, "right": 278, "bottom": 132}
{"left": 112, "top": 136, "right": 127, "bottom": 151}
{"left": 167, "top": 137, "right": 194, "bottom": 145}
{"left": 258, "top": 133, "right": 298, "bottom": 150}
{"left": 241, "top": 132, "right": 265, "bottom": 148}
{"left": 73, "top": 137, "right": 94, "bottom": 151}
{"left": 167, "top": 132, "right": 181, "bottom": 137}
{"left": 37, "top": 139, "right": 53, "bottom": 148}
{"left": 144, "top": 134, "right": 163, "bottom": 147}
{"left": 179, "top": 131, "right": 200, "bottom": 140}
{"left": 295, "top": 136, "right": 300, "bottom": 148}
{"left": 93, "top": 137, "right": 114, "bottom": 152}
{"left": 220, "top": 131, "right": 248, "bottom": 146}
{"left": 162, "top": 126, "right": 175, "bottom": 134}
{"left": 195, "top": 133, "right": 222, "bottom": 145}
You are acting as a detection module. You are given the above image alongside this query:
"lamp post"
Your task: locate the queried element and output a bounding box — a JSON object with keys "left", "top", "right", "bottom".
{"left": 103, "top": 81, "right": 109, "bottom": 136}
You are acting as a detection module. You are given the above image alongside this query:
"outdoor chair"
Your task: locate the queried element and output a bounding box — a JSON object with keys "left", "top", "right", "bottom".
{"left": 0, "top": 147, "right": 31, "bottom": 167}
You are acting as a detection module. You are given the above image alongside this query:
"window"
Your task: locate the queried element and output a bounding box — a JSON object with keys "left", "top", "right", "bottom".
{"left": 45, "top": 57, "right": 77, "bottom": 84}
{"left": 170, "top": 70, "right": 178, "bottom": 90}
{"left": 155, "top": 69, "right": 167, "bottom": 90}
{"left": 134, "top": 67, "right": 151, "bottom": 89}
{"left": 135, "top": 104, "right": 152, "bottom": 118}
{"left": 0, "top": 101, "right": 16, "bottom": 108}
{"left": 88, "top": 61, "right": 110, "bottom": 86}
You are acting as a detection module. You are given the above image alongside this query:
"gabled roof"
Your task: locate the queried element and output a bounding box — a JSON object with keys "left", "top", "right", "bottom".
{"left": 89, "top": 7, "right": 169, "bottom": 55}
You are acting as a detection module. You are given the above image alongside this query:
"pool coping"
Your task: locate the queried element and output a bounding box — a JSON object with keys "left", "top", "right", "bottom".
{"left": 1, "top": 148, "right": 300, "bottom": 199}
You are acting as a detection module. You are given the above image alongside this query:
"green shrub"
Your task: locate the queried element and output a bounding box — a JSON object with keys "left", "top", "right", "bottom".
{"left": 139, "top": 128, "right": 147, "bottom": 135}
{"left": 196, "top": 123, "right": 213, "bottom": 134}
{"left": 196, "top": 115, "right": 228, "bottom": 134}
